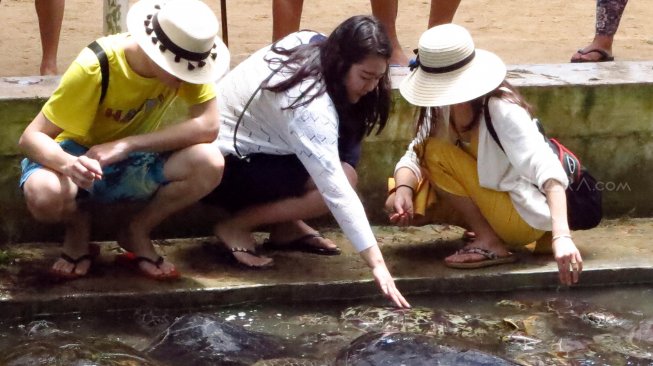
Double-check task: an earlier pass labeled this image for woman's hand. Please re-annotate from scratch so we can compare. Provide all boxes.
[359,245,411,308]
[385,186,414,226]
[552,235,582,285]
[372,264,411,308]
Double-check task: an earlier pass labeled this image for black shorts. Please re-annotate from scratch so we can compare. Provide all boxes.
[203,136,361,212]
[202,153,311,212]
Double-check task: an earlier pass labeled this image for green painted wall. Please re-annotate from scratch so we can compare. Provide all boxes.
[1,66,652,243]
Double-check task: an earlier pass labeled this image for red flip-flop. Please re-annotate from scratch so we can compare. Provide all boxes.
[115,251,181,281]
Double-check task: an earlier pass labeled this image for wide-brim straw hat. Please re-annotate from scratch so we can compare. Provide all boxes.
[400,24,506,107]
[127,0,230,84]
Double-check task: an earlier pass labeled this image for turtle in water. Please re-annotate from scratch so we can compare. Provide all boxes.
[340,305,503,344]
[1,334,161,366]
[544,298,633,330]
[335,331,517,366]
[591,333,653,363]
[340,305,435,334]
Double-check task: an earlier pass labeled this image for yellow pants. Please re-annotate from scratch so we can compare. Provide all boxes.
[418,137,545,248]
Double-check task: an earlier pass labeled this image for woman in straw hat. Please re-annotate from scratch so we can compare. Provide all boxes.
[387,24,582,286]
[18,0,229,281]
[202,15,410,308]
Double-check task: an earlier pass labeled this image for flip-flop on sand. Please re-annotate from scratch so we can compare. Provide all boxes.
[444,247,517,269]
[570,48,614,63]
[49,243,101,281]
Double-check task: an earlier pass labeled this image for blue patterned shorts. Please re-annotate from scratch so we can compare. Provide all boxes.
[20,140,168,203]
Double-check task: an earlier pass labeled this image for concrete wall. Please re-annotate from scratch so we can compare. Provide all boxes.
[1,61,652,243]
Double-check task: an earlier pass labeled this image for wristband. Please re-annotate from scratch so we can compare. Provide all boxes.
[552,234,572,241]
[388,184,415,196]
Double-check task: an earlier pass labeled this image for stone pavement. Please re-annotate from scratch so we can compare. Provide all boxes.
[1,218,652,320]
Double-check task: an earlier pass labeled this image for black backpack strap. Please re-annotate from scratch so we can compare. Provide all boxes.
[87,41,109,104]
[483,96,505,152]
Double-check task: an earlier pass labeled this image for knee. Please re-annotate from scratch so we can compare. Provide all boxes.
[342,162,358,188]
[185,144,225,192]
[24,180,75,222]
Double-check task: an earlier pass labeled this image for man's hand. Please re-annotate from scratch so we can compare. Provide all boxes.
[64,155,103,190]
[86,140,131,166]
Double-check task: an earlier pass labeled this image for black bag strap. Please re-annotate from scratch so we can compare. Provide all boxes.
[87,41,109,104]
[483,96,505,152]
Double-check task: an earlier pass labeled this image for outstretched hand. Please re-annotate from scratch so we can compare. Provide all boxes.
[372,264,411,308]
[553,236,582,285]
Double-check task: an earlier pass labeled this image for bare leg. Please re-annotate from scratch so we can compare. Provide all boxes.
[122,144,223,276]
[428,0,461,28]
[215,163,356,267]
[35,0,65,75]
[272,0,304,42]
[23,168,93,276]
[433,187,512,264]
[571,0,628,62]
[370,0,409,65]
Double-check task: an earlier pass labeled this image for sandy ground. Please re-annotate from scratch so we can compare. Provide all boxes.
[1,0,652,77]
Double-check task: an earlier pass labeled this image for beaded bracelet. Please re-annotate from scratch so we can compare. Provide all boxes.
[552,234,572,241]
[388,184,415,196]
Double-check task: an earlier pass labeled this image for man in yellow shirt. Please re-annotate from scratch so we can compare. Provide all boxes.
[18,0,229,280]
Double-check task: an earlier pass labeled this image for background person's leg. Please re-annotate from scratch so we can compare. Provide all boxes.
[370,0,409,66]
[35,0,64,75]
[571,0,628,62]
[272,0,304,42]
[427,0,461,28]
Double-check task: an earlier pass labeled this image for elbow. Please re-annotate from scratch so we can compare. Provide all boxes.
[196,117,220,143]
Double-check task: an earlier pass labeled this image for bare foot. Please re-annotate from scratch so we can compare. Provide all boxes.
[215,221,273,268]
[444,240,511,265]
[51,213,93,278]
[268,220,339,252]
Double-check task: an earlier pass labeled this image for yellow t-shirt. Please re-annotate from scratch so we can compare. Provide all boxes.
[43,33,216,147]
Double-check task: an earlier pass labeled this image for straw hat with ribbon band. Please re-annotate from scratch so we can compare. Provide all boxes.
[399,24,506,107]
[127,0,230,84]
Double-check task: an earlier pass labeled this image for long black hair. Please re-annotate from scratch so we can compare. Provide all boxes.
[263,15,393,141]
[412,80,532,157]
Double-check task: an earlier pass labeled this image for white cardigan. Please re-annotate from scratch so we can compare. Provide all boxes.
[395,97,568,230]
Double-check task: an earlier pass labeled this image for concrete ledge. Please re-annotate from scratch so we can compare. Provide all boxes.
[2,61,653,242]
[1,218,652,320]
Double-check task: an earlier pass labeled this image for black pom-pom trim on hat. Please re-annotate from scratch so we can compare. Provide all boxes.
[188,62,195,71]
[174,55,181,63]
[159,44,166,52]
[145,28,153,35]
[198,60,206,68]
[154,4,160,9]
[144,20,151,27]
[151,37,158,44]
[147,14,153,20]
[211,53,217,60]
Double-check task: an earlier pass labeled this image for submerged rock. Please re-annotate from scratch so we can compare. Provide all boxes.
[335,332,517,366]
[146,313,293,366]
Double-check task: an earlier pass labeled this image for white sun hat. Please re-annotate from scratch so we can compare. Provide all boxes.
[127,0,230,84]
[399,24,506,107]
